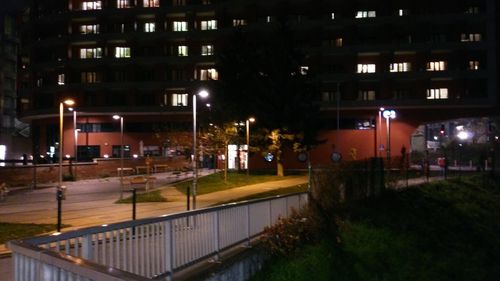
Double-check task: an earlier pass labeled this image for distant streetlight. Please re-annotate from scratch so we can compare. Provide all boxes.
[246,117,255,176]
[57,98,75,232]
[382,109,396,160]
[113,115,124,199]
[457,131,470,141]
[192,89,209,210]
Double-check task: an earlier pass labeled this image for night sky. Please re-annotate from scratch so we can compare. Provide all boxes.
[0,0,27,14]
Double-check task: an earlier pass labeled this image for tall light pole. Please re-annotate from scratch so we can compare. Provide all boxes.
[192,89,209,210]
[113,115,124,199]
[246,117,255,176]
[58,98,75,232]
[68,108,78,179]
[378,107,384,158]
[382,109,396,160]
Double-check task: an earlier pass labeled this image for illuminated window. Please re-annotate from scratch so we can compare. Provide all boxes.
[173,21,188,31]
[145,22,155,32]
[115,47,131,58]
[398,9,409,16]
[143,0,159,7]
[357,64,376,73]
[355,11,376,18]
[201,45,213,56]
[426,61,447,71]
[178,45,188,56]
[117,0,130,8]
[468,60,480,70]
[200,69,218,80]
[200,20,217,30]
[79,47,102,59]
[201,0,211,4]
[389,62,411,72]
[300,66,309,75]
[359,90,376,101]
[426,88,448,99]
[82,1,102,10]
[266,16,272,23]
[171,93,188,106]
[461,33,482,42]
[80,24,99,34]
[335,38,343,47]
[81,72,100,83]
[331,12,335,20]
[233,19,246,26]
[57,74,65,85]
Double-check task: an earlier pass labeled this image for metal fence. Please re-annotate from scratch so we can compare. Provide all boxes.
[8,192,308,281]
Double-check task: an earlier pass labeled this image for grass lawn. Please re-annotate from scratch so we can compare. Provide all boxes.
[174,171,300,195]
[213,184,308,206]
[115,190,167,204]
[252,176,500,281]
[0,223,68,244]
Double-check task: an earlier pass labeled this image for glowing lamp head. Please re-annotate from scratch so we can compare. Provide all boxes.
[248,117,256,123]
[198,90,209,98]
[63,99,75,106]
[112,115,121,120]
[382,109,396,119]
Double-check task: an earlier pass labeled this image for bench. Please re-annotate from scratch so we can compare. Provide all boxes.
[127,176,157,191]
[117,167,135,177]
[154,164,169,173]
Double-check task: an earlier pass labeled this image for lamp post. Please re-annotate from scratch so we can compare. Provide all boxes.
[68,108,78,179]
[58,98,75,232]
[378,107,384,158]
[382,109,396,160]
[246,117,255,176]
[113,115,124,199]
[192,89,209,210]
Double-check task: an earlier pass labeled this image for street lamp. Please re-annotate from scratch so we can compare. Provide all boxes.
[113,115,124,199]
[246,117,255,176]
[68,108,78,179]
[377,107,384,158]
[58,98,75,232]
[382,109,396,160]
[192,89,209,210]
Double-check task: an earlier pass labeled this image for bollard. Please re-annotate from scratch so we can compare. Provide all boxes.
[57,188,64,232]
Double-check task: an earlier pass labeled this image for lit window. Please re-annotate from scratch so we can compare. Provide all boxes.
[173,21,188,32]
[79,47,102,59]
[201,45,213,56]
[57,74,65,85]
[80,24,99,34]
[117,0,130,8]
[355,11,376,18]
[426,88,448,99]
[233,19,246,26]
[300,66,309,75]
[115,47,131,58]
[331,12,335,20]
[82,1,102,10]
[201,0,211,4]
[266,16,272,23]
[145,22,155,32]
[335,38,343,47]
[171,93,188,106]
[460,33,482,42]
[359,90,376,101]
[389,62,411,72]
[398,9,409,16]
[468,60,480,70]
[200,68,218,80]
[426,61,447,71]
[178,45,188,56]
[143,0,159,7]
[357,64,376,73]
[200,20,217,30]
[81,72,100,83]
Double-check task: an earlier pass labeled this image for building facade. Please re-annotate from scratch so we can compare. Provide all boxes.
[18,0,499,166]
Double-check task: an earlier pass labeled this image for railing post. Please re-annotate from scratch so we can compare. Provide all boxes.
[245,204,251,247]
[213,211,220,261]
[164,220,173,281]
[82,234,93,260]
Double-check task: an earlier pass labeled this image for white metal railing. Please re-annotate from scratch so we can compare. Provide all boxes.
[8,192,308,281]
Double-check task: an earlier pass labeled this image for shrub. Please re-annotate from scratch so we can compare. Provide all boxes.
[62,173,75,181]
[260,208,317,257]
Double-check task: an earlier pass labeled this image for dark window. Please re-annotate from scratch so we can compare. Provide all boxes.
[112,145,131,158]
[77,145,100,161]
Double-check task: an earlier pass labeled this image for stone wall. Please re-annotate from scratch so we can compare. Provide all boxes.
[0,156,190,187]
